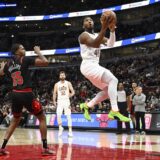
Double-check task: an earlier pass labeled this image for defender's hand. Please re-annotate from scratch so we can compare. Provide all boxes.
[34,46,41,54]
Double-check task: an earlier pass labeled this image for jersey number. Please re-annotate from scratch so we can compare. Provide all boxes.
[61,91,66,96]
[11,71,24,86]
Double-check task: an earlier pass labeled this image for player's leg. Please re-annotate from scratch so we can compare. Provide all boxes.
[64,104,72,137]
[80,88,108,120]
[0,92,22,156]
[81,66,130,122]
[56,103,64,137]
[0,116,21,156]
[67,114,72,137]
[28,96,54,155]
[99,70,130,122]
[34,112,54,155]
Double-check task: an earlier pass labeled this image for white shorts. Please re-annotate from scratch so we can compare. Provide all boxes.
[57,100,71,116]
[80,61,115,90]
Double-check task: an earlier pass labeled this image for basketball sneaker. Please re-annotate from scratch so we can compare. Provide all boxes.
[0,149,9,156]
[68,131,73,137]
[58,127,64,137]
[108,111,131,122]
[42,148,55,156]
[80,103,91,121]
[141,131,146,135]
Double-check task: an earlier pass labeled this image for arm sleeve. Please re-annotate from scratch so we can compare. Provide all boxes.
[107,32,116,47]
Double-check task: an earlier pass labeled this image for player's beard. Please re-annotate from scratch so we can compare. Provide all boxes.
[60,78,65,81]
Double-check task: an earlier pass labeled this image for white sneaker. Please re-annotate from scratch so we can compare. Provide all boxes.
[58,127,64,137]
[141,131,146,135]
[135,130,140,134]
[68,131,73,137]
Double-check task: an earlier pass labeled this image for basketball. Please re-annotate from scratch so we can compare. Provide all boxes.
[102,10,117,25]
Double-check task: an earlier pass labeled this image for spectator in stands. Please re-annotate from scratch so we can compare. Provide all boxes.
[117,83,131,134]
[132,86,146,135]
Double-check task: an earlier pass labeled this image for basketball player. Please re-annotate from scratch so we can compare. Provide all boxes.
[53,71,75,137]
[78,13,131,122]
[0,44,54,156]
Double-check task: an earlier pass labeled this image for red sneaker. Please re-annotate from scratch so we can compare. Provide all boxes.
[0,149,9,156]
[42,148,55,156]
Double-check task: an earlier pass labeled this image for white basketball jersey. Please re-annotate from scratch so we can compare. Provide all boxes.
[57,80,70,101]
[79,31,101,63]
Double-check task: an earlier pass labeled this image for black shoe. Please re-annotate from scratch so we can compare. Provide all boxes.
[42,148,55,156]
[116,131,123,135]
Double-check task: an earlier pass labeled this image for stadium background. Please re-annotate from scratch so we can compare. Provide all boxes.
[0,0,160,131]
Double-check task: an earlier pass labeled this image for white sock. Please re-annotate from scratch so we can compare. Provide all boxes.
[87,88,108,107]
[67,115,72,131]
[101,72,119,111]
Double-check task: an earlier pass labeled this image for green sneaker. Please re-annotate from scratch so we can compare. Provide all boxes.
[108,112,115,120]
[108,111,131,122]
[80,103,91,121]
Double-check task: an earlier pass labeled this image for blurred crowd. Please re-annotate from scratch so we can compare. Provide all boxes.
[0,15,159,51]
[0,0,140,16]
[1,48,160,127]
[0,2,159,51]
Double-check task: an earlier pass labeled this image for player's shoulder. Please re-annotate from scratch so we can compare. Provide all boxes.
[65,80,70,83]
[81,31,91,36]
[55,82,59,86]
[79,31,90,38]
[79,31,91,44]
[65,80,71,85]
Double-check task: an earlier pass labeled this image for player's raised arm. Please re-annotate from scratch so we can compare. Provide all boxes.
[101,12,116,47]
[34,46,49,66]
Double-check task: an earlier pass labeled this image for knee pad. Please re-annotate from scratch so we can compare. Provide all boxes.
[32,99,42,115]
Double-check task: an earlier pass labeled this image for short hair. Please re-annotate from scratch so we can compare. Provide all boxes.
[83,16,92,24]
[11,43,21,55]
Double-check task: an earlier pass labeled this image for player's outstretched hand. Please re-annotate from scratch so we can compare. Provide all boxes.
[34,46,41,55]
[100,14,109,30]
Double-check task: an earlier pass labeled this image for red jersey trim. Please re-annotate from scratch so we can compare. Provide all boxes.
[13,88,32,93]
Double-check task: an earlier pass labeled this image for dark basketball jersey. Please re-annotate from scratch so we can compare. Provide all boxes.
[3,56,35,90]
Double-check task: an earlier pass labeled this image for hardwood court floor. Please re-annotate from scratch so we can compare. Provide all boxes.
[0,128,160,160]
